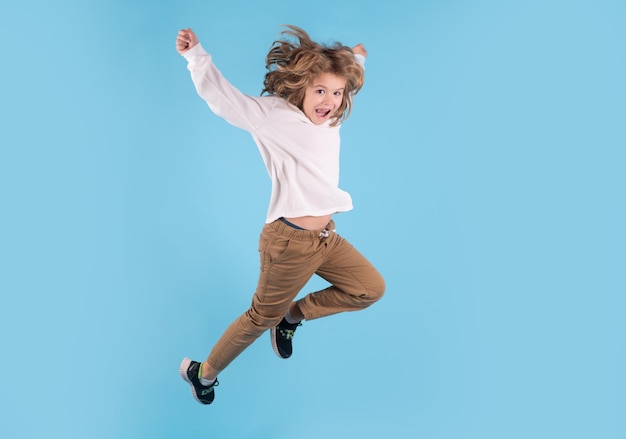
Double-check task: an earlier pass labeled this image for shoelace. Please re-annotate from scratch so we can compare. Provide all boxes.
[199,380,219,397]
[278,323,301,340]
[279,328,296,340]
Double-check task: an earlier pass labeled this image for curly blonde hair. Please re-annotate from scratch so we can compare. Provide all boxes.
[261,25,364,126]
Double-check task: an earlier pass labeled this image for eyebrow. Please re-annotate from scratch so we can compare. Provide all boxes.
[313,85,345,91]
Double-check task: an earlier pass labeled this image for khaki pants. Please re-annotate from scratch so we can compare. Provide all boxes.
[206,218,385,371]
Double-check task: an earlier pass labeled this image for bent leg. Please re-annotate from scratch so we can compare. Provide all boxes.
[297,233,385,321]
[205,223,324,371]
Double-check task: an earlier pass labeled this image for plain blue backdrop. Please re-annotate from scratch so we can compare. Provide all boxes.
[1,0,625,438]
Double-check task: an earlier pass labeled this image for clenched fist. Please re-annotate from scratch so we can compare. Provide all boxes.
[176,28,199,54]
[352,43,367,58]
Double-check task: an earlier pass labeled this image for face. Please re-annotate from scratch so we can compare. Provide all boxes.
[301,73,347,125]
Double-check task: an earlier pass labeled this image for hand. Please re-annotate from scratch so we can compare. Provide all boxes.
[352,43,367,58]
[176,28,199,54]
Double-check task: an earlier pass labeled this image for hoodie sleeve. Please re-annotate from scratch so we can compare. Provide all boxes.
[182,44,274,132]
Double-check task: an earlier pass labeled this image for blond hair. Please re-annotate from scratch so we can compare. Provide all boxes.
[261,25,364,126]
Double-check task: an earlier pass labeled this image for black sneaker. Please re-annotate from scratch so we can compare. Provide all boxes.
[271,318,302,359]
[179,357,219,405]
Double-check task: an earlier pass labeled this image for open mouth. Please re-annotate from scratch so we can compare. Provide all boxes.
[315,108,332,118]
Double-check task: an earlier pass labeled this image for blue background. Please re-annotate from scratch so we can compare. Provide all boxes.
[1,0,625,438]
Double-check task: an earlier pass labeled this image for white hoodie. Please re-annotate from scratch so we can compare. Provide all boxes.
[183,44,364,224]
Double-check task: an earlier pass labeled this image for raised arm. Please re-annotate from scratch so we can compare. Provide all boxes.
[175,28,272,132]
[352,43,367,58]
[176,28,199,55]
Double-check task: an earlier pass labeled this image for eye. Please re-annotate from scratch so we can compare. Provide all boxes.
[316,89,325,95]
[333,91,343,97]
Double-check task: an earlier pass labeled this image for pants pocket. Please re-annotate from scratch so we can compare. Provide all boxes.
[259,228,292,272]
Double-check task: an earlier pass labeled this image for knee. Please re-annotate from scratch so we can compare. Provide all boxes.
[245,307,284,331]
[372,275,386,302]
[359,273,386,306]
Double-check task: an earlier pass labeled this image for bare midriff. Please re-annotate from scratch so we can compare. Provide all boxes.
[284,214,332,231]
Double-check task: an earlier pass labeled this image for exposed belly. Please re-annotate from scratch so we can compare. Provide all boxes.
[284,214,333,230]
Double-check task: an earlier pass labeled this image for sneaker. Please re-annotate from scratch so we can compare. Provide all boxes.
[179,357,219,405]
[270,318,302,359]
